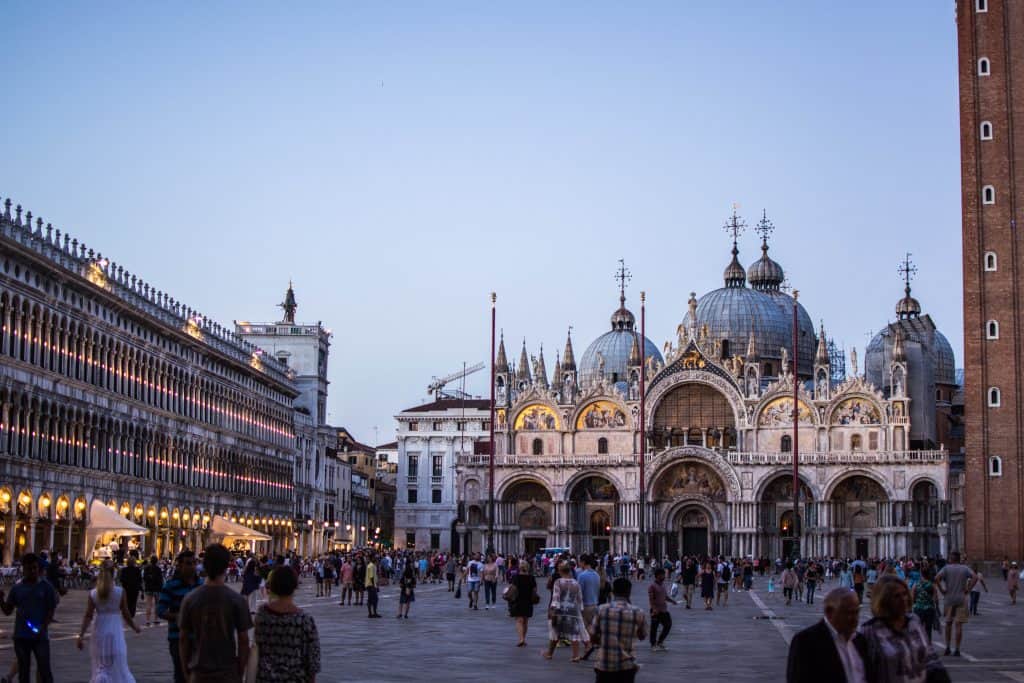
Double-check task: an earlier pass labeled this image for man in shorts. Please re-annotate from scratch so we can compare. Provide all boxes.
[681,558,697,609]
[466,553,484,610]
[716,558,731,606]
[936,551,976,657]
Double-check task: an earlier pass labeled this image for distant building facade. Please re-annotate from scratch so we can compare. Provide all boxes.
[394,399,490,552]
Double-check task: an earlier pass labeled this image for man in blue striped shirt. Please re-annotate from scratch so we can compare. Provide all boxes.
[157,550,202,683]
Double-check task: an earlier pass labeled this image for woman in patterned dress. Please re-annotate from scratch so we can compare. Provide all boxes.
[542,561,588,662]
[254,567,321,683]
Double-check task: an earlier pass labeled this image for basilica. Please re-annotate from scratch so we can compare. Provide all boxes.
[456,213,957,561]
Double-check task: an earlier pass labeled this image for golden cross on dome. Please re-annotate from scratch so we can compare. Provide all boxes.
[723,206,746,245]
[615,259,632,303]
[898,252,917,290]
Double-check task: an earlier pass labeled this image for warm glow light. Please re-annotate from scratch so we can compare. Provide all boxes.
[18,493,31,507]
[40,495,51,508]
[148,509,156,518]
[0,491,10,503]
[75,500,86,512]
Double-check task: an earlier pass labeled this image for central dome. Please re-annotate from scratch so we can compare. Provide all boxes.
[580,296,663,390]
[682,287,816,376]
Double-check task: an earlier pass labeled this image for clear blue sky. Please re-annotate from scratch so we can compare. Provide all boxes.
[2,2,963,444]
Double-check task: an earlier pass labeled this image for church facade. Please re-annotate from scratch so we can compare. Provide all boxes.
[457,215,956,561]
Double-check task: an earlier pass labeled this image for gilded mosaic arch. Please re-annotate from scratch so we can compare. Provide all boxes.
[513,403,561,431]
[757,396,815,427]
[653,461,727,502]
[575,400,629,430]
[829,396,883,426]
[646,446,742,500]
[644,371,747,429]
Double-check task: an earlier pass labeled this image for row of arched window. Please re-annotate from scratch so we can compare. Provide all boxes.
[0,289,294,446]
[0,388,292,499]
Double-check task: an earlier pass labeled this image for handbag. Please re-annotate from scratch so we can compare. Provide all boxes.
[531,586,540,605]
[502,584,518,602]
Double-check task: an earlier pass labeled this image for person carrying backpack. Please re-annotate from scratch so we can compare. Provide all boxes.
[716,560,732,606]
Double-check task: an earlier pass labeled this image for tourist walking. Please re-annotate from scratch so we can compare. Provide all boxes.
[716,559,730,606]
[804,563,819,605]
[157,550,202,683]
[968,564,988,616]
[786,587,864,683]
[119,557,143,618]
[647,568,677,652]
[482,554,499,609]
[0,553,59,683]
[445,555,457,592]
[178,544,253,683]
[365,554,380,618]
[142,556,164,627]
[588,578,647,683]
[1008,562,1020,605]
[76,562,141,683]
[352,556,366,606]
[781,563,798,606]
[935,551,976,657]
[241,559,262,614]
[505,557,538,647]
[681,558,697,609]
[253,567,320,683]
[466,553,483,610]
[577,555,601,628]
[397,564,416,618]
[911,567,939,645]
[699,561,716,610]
[858,575,948,682]
[339,557,354,606]
[544,561,588,662]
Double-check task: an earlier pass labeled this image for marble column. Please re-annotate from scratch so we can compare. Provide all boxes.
[4,509,14,565]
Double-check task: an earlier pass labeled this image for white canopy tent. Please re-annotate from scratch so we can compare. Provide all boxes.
[85,500,148,559]
[209,516,271,547]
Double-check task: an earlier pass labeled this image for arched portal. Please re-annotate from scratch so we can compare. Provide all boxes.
[829,475,889,559]
[910,480,941,557]
[567,475,619,556]
[502,479,553,556]
[674,506,710,558]
[759,474,815,559]
[652,383,736,449]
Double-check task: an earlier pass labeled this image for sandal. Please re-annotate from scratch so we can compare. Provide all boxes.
[571,657,581,663]
[542,651,553,660]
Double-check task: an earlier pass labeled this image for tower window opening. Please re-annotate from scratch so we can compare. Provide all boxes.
[976,0,987,12]
[990,455,1002,476]
[987,320,999,339]
[983,185,996,204]
[978,57,991,76]
[532,438,543,455]
[985,252,998,271]
[597,437,608,455]
[981,121,993,140]
[988,387,1001,407]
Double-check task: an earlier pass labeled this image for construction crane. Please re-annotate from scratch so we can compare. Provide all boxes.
[428,362,485,399]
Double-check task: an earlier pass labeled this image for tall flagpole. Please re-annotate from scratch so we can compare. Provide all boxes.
[638,291,647,560]
[488,293,496,554]
[792,289,801,561]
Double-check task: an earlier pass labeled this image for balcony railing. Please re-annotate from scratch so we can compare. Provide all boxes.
[457,449,946,468]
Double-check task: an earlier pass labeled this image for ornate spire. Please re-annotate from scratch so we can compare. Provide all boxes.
[722,208,747,288]
[748,209,785,292]
[893,326,907,363]
[551,358,563,391]
[815,324,830,365]
[746,330,759,361]
[279,281,298,324]
[516,340,532,382]
[534,345,549,388]
[562,328,577,370]
[495,332,509,373]
[895,252,921,319]
[629,333,642,366]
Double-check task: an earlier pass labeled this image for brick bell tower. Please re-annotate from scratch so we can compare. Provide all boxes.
[957,0,1024,561]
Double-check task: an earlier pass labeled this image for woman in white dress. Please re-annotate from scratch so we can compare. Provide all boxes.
[76,562,142,683]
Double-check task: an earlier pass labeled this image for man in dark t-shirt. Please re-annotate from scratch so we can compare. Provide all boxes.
[179,545,252,683]
[681,558,698,609]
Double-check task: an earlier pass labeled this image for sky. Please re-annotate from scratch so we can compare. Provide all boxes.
[1,2,963,444]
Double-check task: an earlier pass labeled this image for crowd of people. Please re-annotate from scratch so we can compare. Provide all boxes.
[0,544,1017,682]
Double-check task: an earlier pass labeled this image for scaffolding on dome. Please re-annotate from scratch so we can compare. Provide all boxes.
[828,340,846,383]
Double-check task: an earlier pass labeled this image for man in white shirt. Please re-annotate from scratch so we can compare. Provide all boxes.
[786,587,865,683]
[466,553,484,610]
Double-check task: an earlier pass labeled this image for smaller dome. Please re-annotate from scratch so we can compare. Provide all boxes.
[896,291,922,319]
[723,244,746,288]
[748,249,785,292]
[610,305,635,331]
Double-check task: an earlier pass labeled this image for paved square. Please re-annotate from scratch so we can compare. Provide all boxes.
[0,574,1021,682]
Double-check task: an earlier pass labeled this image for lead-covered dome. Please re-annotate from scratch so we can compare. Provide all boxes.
[580,296,662,390]
[682,286,816,376]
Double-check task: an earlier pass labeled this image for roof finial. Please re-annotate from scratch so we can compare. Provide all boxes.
[756,209,774,252]
[615,258,632,307]
[722,207,747,288]
[895,253,921,320]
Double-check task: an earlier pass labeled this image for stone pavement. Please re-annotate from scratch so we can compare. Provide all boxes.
[0,573,1020,682]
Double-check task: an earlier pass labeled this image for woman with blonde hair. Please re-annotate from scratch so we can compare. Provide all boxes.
[858,574,949,683]
[76,562,141,682]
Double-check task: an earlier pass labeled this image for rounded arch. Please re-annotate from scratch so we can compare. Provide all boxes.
[645,372,746,430]
[659,498,724,532]
[566,472,622,502]
[646,446,741,500]
[908,475,943,500]
[824,471,893,502]
[754,470,818,502]
[497,475,555,502]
